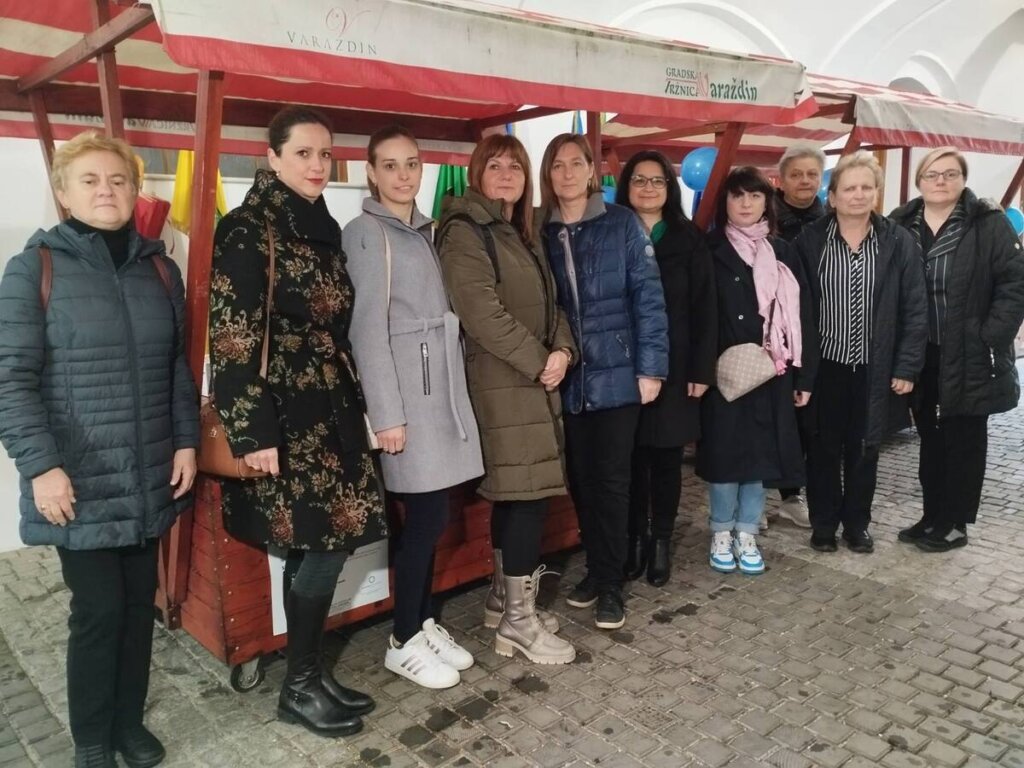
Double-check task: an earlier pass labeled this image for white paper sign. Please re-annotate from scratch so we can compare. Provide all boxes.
[269,539,390,636]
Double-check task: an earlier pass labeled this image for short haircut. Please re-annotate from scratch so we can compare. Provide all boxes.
[366,124,419,199]
[50,130,139,194]
[714,166,777,232]
[267,105,333,156]
[615,149,689,230]
[539,133,599,209]
[915,146,968,187]
[829,150,884,193]
[467,134,535,246]
[778,144,826,176]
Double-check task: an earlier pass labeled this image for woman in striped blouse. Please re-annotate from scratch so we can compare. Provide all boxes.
[792,151,927,555]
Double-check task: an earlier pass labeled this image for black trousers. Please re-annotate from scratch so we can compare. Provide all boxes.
[392,488,450,643]
[56,540,159,747]
[914,344,989,529]
[491,499,549,576]
[628,445,683,540]
[806,360,879,537]
[565,404,641,593]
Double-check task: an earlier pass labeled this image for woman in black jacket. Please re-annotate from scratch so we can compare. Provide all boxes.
[890,147,1024,551]
[698,167,816,576]
[793,151,927,554]
[615,151,717,586]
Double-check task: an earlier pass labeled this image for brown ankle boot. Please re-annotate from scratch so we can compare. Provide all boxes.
[494,567,575,665]
[484,550,559,632]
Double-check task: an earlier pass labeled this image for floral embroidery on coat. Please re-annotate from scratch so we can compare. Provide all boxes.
[209,169,387,551]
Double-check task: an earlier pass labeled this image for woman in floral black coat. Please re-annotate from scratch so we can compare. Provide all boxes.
[210,107,386,738]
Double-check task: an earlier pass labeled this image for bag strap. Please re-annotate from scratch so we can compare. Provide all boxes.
[38,247,52,310]
[436,213,500,283]
[259,220,276,378]
[375,218,392,308]
[38,246,172,312]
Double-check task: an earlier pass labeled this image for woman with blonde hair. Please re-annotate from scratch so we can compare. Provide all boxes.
[438,134,577,665]
[344,125,482,688]
[890,147,1024,551]
[0,130,199,768]
[793,150,927,554]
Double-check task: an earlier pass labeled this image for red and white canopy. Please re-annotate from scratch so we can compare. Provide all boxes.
[605,72,1024,162]
[0,0,816,161]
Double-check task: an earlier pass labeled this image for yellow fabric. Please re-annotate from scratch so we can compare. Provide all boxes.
[169,150,228,233]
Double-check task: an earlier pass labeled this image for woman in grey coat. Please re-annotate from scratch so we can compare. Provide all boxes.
[344,126,483,690]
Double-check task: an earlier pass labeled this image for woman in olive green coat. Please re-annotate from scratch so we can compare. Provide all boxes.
[438,134,577,665]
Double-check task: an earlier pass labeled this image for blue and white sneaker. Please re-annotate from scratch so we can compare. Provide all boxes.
[709,531,737,572]
[733,532,765,575]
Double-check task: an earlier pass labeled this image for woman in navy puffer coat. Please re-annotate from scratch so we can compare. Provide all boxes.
[540,134,668,631]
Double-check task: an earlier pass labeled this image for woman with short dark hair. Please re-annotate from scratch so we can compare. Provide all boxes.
[699,166,815,576]
[615,150,717,586]
[890,147,1024,551]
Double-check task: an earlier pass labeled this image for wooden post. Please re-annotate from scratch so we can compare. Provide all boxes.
[90,0,125,138]
[587,111,602,188]
[840,131,860,157]
[157,69,225,630]
[900,147,912,205]
[694,122,746,231]
[875,149,888,213]
[1001,157,1024,209]
[28,91,66,220]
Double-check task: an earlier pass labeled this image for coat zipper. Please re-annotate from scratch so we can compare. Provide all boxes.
[114,270,152,543]
[421,342,431,395]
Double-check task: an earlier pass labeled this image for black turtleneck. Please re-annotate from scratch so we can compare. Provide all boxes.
[65,217,133,271]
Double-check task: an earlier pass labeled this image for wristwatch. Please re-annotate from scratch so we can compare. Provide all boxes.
[558,347,574,366]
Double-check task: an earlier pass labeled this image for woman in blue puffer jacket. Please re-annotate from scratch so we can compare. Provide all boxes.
[540,133,669,631]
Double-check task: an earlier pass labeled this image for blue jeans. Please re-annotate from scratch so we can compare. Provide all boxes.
[708,482,765,535]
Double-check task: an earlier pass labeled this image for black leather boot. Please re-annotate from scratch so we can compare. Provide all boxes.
[623,533,649,581]
[75,745,116,768]
[320,666,375,716]
[278,591,363,736]
[646,538,671,587]
[113,725,165,768]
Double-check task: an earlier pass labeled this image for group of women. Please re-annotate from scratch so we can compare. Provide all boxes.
[1,105,1022,766]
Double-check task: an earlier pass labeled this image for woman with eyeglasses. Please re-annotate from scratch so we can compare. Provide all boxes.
[890,147,1024,552]
[615,151,716,586]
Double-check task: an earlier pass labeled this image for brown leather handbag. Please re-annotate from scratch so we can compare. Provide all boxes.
[198,223,276,479]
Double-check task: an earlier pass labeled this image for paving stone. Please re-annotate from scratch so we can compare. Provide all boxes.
[845,731,893,762]
[882,724,930,753]
[960,733,1010,762]
[919,715,970,744]
[920,740,970,767]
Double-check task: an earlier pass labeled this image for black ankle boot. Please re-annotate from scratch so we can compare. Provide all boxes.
[114,725,165,768]
[646,538,671,587]
[75,744,115,768]
[278,591,363,736]
[624,533,649,581]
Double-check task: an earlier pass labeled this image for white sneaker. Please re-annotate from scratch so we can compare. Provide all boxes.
[777,494,811,528]
[709,531,737,572]
[384,632,460,689]
[733,532,766,575]
[421,618,474,671]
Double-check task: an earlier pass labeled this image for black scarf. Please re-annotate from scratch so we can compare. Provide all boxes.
[242,169,340,249]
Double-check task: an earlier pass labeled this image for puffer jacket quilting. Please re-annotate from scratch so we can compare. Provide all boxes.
[542,195,669,414]
[0,223,199,550]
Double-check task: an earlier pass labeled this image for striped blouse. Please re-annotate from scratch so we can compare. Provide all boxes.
[817,219,877,365]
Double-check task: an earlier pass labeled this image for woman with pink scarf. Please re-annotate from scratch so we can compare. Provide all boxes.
[697,166,818,574]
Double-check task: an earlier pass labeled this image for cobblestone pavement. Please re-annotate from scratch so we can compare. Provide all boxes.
[2,400,1024,767]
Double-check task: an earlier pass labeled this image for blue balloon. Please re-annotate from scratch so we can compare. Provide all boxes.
[602,184,617,204]
[681,147,718,192]
[817,168,833,204]
[1006,207,1024,237]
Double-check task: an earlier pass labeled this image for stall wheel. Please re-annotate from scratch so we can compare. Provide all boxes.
[230,658,265,692]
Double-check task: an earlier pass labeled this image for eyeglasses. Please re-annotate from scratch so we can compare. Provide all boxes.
[921,169,963,182]
[630,175,668,189]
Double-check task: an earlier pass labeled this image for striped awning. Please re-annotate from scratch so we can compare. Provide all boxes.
[605,72,1024,162]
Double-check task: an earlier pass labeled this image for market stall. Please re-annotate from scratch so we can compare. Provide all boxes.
[0,0,816,687]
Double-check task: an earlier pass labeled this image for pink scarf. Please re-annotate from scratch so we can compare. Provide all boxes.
[725,221,802,373]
